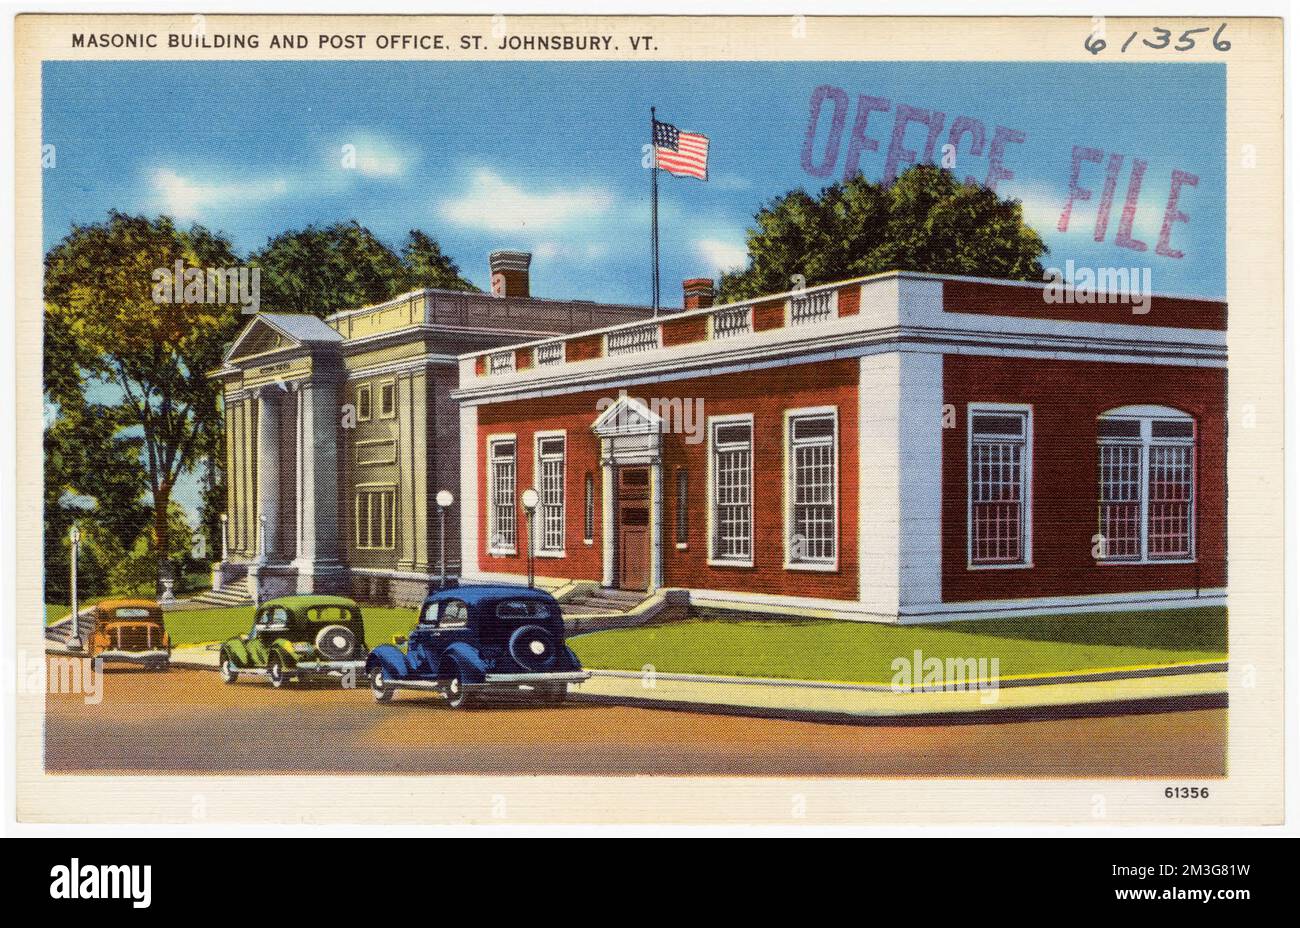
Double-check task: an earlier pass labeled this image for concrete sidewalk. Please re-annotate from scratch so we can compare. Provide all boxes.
[568,662,1228,720]
[143,639,1228,722]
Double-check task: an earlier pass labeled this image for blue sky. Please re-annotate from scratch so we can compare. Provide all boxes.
[43,60,1224,523]
[44,60,1225,304]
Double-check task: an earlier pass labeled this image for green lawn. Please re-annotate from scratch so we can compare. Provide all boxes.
[568,607,1227,684]
[47,603,419,650]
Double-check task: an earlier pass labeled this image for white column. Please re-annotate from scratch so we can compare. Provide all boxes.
[295,385,305,559]
[897,351,945,611]
[601,455,615,587]
[256,388,280,563]
[459,403,479,579]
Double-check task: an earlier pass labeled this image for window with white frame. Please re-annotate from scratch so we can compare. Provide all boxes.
[488,438,517,553]
[537,435,566,553]
[378,381,396,418]
[788,412,837,565]
[355,487,395,550]
[968,407,1031,566]
[675,468,689,546]
[1097,409,1195,562]
[710,418,752,563]
[583,473,594,543]
[355,383,372,421]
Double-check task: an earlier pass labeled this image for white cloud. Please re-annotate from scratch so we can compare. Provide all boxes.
[340,133,413,179]
[695,237,749,273]
[439,170,613,233]
[149,168,289,221]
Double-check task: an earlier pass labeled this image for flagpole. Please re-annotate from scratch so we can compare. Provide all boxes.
[650,106,660,315]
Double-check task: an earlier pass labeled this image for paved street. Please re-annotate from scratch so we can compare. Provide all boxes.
[44,663,1226,777]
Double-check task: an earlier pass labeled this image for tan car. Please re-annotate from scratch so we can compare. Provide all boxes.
[82,599,171,670]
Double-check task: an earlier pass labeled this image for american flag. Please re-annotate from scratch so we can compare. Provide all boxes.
[653,119,709,180]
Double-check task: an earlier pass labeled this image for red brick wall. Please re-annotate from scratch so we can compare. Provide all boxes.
[753,300,786,332]
[476,359,861,601]
[477,394,606,582]
[943,279,1227,330]
[837,285,861,317]
[515,348,532,371]
[566,333,603,362]
[662,315,708,347]
[941,354,1226,603]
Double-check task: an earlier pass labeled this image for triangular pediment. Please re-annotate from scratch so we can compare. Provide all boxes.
[225,317,295,362]
[592,394,664,436]
[223,313,343,364]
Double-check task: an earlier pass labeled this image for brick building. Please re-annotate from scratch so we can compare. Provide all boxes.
[454,271,1226,622]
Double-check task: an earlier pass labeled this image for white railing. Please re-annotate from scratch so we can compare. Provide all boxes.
[535,341,565,366]
[605,323,661,356]
[790,289,835,325]
[488,350,516,374]
[711,305,752,339]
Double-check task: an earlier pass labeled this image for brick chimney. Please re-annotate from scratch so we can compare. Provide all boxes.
[683,278,715,311]
[489,250,532,299]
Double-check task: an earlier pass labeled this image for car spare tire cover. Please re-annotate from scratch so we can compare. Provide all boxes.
[315,624,357,661]
[508,625,558,672]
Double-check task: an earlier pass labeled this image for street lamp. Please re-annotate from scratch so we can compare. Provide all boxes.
[219,512,229,561]
[436,490,454,584]
[68,524,81,647]
[520,488,539,589]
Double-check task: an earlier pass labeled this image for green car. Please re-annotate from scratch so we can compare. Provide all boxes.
[219,595,368,688]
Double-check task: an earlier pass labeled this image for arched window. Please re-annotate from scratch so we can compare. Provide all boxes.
[1097,406,1196,562]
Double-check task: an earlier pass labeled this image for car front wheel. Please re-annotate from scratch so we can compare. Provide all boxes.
[268,656,288,689]
[219,655,239,684]
[370,668,394,703]
[444,670,475,710]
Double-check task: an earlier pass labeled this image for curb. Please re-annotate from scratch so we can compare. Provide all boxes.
[48,641,1228,723]
[567,663,1228,720]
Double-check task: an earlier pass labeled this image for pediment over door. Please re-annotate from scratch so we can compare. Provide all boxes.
[592,395,663,463]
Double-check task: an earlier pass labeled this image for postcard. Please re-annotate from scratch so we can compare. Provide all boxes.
[11,12,1286,825]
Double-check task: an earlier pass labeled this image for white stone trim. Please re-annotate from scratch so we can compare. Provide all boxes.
[459,404,479,578]
[897,353,945,609]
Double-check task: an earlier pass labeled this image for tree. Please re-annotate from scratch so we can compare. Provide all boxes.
[717,164,1048,302]
[402,229,479,293]
[44,211,245,594]
[43,404,151,601]
[250,223,476,317]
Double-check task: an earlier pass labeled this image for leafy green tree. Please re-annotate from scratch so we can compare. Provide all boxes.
[43,402,152,601]
[251,223,475,317]
[718,164,1048,302]
[401,229,479,293]
[44,211,245,594]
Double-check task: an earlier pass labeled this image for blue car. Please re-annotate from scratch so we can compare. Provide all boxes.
[365,584,589,709]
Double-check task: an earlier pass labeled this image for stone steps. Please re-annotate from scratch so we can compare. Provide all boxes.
[180,582,254,610]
